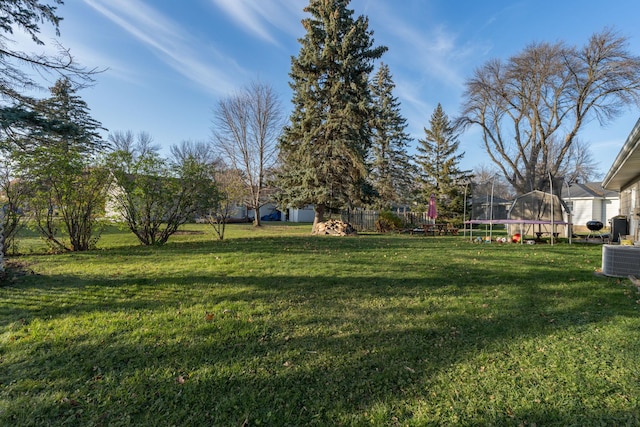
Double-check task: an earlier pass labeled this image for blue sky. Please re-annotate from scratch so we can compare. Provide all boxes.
[18,0,640,177]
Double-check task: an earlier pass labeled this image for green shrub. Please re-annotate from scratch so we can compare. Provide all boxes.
[375,210,403,232]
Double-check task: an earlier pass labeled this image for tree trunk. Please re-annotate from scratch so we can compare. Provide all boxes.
[312,204,326,234]
[253,207,261,227]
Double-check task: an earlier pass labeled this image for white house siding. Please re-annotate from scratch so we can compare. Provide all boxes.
[619,182,640,240]
[568,199,593,226]
[592,199,620,225]
[228,205,248,220]
[581,198,620,225]
[287,206,315,223]
[562,182,619,229]
[603,198,621,223]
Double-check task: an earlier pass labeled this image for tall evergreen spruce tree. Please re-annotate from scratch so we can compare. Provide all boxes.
[17,77,108,251]
[369,63,415,210]
[37,78,106,154]
[277,0,387,231]
[416,103,471,221]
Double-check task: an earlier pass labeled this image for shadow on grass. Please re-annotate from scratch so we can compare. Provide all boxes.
[1,235,637,425]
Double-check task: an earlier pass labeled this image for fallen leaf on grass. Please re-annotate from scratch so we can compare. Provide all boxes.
[61,397,79,406]
[205,312,214,321]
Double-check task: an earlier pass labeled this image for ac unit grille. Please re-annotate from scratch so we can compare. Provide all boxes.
[602,245,640,277]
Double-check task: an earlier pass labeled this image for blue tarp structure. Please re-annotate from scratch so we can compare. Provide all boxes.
[260,211,281,221]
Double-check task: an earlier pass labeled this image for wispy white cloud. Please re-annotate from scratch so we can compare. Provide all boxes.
[386,21,467,89]
[82,0,246,95]
[208,0,304,46]
[478,3,526,34]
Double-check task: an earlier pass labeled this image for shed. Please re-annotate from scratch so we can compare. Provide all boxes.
[507,190,568,237]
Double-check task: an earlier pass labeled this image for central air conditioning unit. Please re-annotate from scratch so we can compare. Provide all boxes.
[602,245,640,277]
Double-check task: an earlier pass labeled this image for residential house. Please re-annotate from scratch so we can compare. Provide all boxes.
[602,117,640,242]
[561,182,619,230]
[471,195,511,221]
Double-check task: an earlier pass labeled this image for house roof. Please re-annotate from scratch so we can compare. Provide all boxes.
[561,182,618,199]
[602,117,640,191]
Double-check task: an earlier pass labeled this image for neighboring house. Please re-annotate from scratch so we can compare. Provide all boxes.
[471,195,511,221]
[104,179,125,222]
[284,206,316,223]
[602,117,640,241]
[561,182,619,229]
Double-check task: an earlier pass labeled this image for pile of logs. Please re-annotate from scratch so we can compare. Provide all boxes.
[312,219,357,236]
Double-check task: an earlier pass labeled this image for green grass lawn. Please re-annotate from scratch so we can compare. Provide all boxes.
[1,223,639,426]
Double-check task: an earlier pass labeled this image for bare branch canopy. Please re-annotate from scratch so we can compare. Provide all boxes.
[458,28,640,193]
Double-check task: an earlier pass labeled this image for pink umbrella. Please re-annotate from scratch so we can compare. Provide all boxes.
[428,193,438,224]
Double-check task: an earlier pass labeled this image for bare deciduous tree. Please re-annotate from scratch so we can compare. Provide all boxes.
[547,137,601,184]
[459,29,640,194]
[472,164,515,201]
[212,81,283,227]
[206,167,245,240]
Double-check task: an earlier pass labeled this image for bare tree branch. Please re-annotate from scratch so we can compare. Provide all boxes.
[211,80,283,227]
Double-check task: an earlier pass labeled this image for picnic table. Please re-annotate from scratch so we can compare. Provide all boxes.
[423,223,459,236]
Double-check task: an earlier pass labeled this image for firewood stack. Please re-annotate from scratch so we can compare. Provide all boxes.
[312,219,357,236]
